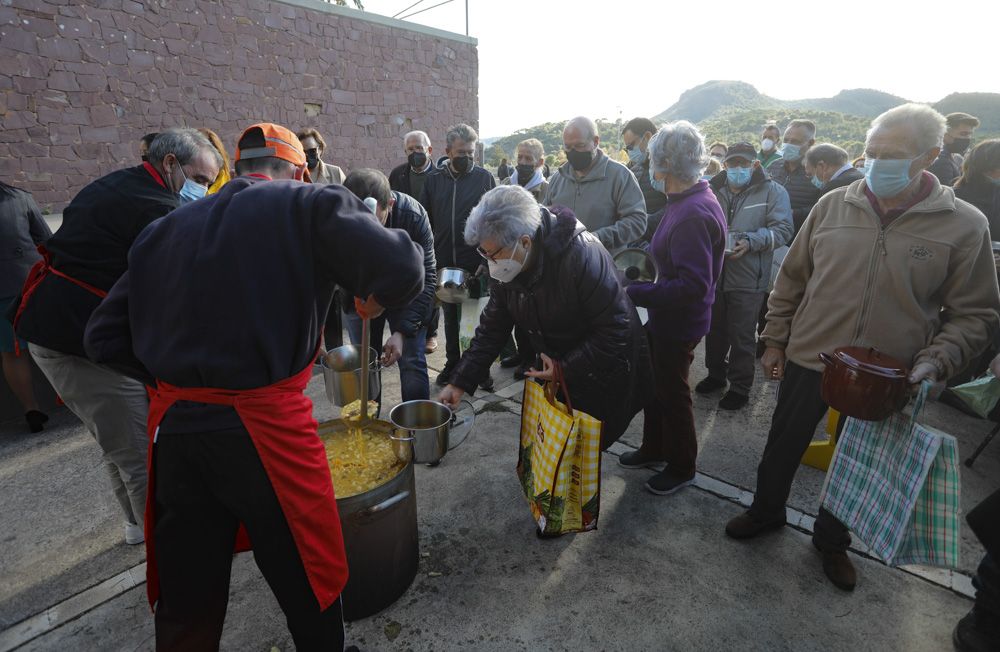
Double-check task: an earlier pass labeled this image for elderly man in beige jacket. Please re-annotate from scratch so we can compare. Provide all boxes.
[725,103,1000,593]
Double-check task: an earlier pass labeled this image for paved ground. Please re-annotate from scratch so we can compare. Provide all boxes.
[0,327,995,651]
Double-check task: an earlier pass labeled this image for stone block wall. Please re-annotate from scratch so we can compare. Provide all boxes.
[0,0,479,211]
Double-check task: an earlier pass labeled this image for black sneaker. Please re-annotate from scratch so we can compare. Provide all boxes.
[435,364,456,386]
[694,376,727,394]
[25,410,49,433]
[645,469,695,495]
[618,449,664,470]
[718,390,749,410]
[479,376,495,392]
[953,608,1000,652]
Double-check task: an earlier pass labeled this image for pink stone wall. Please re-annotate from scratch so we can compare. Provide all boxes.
[0,0,479,211]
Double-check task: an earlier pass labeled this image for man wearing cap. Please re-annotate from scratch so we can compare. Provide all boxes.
[10,128,221,547]
[85,123,424,649]
[696,142,792,411]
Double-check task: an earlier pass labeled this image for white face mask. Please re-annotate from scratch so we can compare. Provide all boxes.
[761,138,776,153]
[487,240,527,283]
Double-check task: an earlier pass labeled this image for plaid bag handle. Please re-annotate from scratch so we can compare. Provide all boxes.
[907,379,932,430]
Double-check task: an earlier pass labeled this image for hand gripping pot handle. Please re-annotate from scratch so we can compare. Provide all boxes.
[448,396,476,449]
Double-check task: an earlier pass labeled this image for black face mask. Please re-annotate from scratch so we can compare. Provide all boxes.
[140,155,149,162]
[305,151,320,169]
[451,155,473,175]
[516,164,535,186]
[947,137,971,155]
[566,148,594,172]
[408,151,427,170]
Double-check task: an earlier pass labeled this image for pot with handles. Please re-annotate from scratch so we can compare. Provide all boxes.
[818,346,910,422]
[436,267,470,304]
[388,398,476,464]
[320,418,418,621]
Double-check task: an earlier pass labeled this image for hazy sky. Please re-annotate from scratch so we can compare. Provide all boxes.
[362,0,999,138]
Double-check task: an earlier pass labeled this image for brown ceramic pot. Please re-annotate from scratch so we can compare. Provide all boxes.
[818,347,910,422]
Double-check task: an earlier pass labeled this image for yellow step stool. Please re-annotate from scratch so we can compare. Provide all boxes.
[800,409,841,471]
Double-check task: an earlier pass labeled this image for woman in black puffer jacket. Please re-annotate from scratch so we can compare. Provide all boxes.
[439,185,652,448]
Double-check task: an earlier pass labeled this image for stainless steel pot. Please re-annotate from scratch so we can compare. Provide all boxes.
[388,398,476,464]
[320,345,381,408]
[613,248,658,283]
[320,419,418,621]
[436,267,469,304]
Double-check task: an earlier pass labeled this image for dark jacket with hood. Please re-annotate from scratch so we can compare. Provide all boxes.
[419,163,496,272]
[343,191,437,336]
[450,205,653,447]
[389,161,433,208]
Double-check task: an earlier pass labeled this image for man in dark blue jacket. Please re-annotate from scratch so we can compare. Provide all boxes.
[343,168,436,401]
[420,123,496,387]
[84,123,423,650]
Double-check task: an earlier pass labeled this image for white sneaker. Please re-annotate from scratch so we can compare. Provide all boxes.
[125,522,144,545]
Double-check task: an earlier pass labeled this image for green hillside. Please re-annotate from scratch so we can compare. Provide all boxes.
[486,82,1000,166]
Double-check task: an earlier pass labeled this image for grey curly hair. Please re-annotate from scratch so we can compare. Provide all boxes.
[464,185,541,248]
[647,120,708,183]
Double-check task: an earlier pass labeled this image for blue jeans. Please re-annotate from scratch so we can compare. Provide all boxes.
[343,312,429,403]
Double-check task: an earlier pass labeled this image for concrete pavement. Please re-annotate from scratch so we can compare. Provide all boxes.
[0,333,994,650]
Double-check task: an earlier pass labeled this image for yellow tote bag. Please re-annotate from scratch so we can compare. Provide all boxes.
[516,365,602,535]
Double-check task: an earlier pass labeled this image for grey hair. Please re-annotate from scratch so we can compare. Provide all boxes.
[565,116,599,141]
[148,128,221,168]
[445,123,478,148]
[403,130,430,147]
[516,138,544,163]
[786,119,817,140]
[647,120,708,183]
[867,103,946,155]
[805,143,849,168]
[464,185,542,248]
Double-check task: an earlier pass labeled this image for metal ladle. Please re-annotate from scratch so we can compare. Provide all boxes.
[358,314,371,427]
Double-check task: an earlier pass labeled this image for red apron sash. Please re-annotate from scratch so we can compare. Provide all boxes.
[11,244,108,355]
[144,359,348,612]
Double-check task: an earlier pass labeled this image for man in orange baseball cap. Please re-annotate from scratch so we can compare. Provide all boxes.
[84,121,424,649]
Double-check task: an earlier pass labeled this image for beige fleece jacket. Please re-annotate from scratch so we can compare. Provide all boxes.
[761,175,1000,378]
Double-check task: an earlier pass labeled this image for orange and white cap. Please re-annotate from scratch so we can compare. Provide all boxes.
[235,123,306,167]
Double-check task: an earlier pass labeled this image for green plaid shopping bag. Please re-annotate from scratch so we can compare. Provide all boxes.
[819,381,961,568]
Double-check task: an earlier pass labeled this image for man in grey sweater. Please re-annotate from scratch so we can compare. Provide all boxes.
[544,116,646,252]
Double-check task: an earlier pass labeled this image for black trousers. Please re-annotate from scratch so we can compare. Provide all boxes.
[442,302,461,367]
[153,426,345,651]
[749,360,850,552]
[324,289,343,351]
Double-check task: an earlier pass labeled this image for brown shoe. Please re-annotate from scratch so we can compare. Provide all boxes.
[425,336,438,354]
[818,549,857,591]
[725,512,785,539]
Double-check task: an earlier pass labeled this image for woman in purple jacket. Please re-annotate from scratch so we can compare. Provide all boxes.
[619,122,728,495]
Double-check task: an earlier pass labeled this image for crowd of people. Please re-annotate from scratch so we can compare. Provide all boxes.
[2,102,1000,650]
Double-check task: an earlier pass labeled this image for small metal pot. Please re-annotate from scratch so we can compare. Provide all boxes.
[320,345,381,408]
[436,267,469,304]
[388,398,476,464]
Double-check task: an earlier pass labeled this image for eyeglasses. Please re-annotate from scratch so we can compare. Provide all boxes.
[477,244,506,262]
[304,148,320,155]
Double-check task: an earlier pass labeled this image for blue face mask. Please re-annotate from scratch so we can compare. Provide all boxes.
[648,166,665,194]
[175,165,208,204]
[626,146,646,165]
[864,157,915,199]
[781,143,802,162]
[811,175,824,189]
[726,166,752,187]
